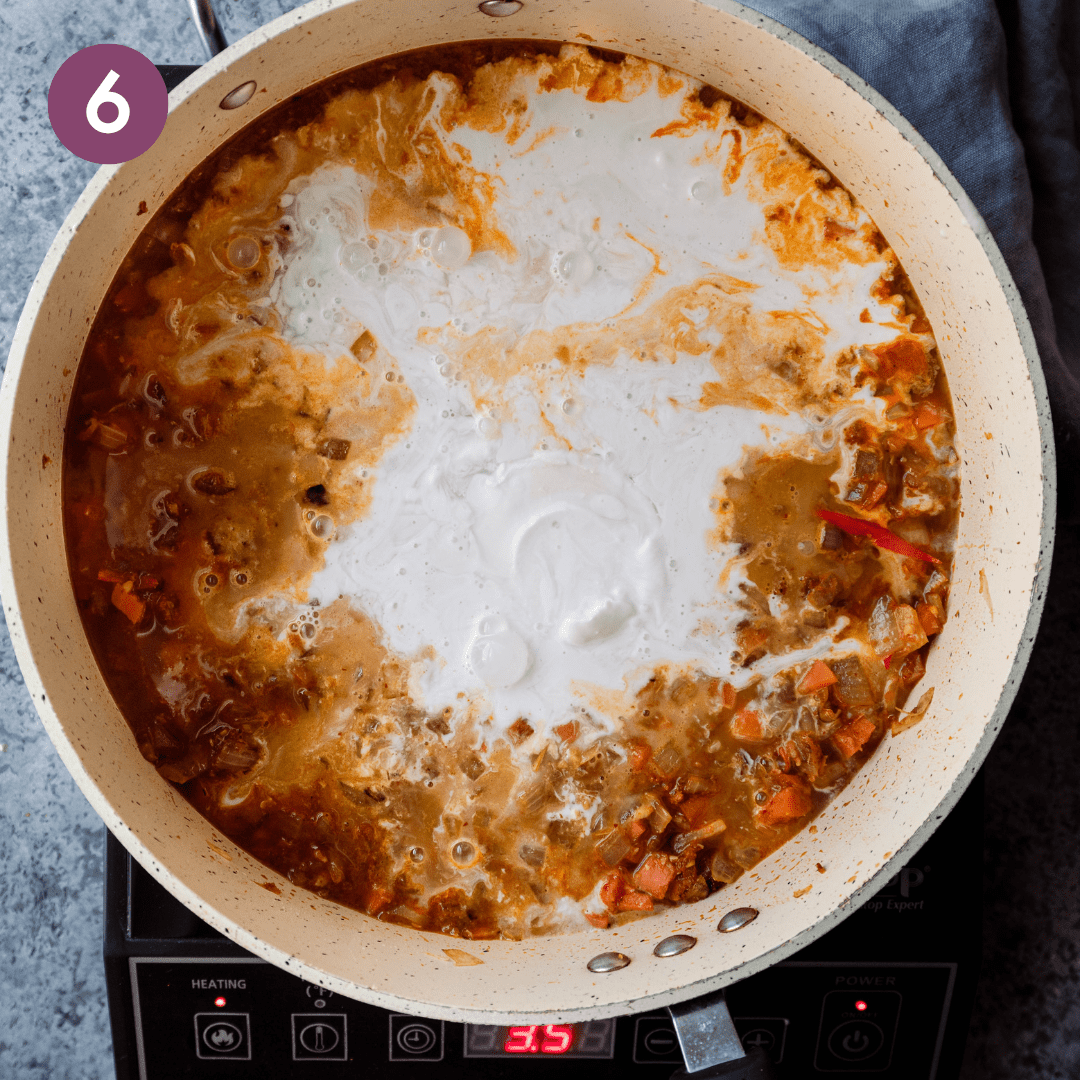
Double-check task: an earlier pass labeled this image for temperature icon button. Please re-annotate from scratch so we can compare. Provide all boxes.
[292,1013,348,1061]
[194,1013,251,1060]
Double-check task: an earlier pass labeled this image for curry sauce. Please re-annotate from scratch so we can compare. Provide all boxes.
[62,44,958,938]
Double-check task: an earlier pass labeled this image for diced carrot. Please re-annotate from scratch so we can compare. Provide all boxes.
[737,626,770,654]
[863,481,889,510]
[913,403,945,430]
[110,581,145,624]
[554,720,577,743]
[97,569,126,583]
[628,819,647,840]
[870,337,931,385]
[720,682,737,709]
[616,891,654,912]
[759,776,813,827]
[583,911,610,929]
[628,742,652,771]
[633,854,677,900]
[730,708,762,741]
[365,887,394,914]
[916,601,943,636]
[798,660,838,694]
[899,650,926,685]
[833,715,876,759]
[135,574,161,591]
[680,795,712,828]
[599,873,625,911]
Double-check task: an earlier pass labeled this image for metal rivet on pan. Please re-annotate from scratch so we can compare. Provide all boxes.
[717,907,759,933]
[478,0,523,15]
[220,81,257,109]
[587,951,631,973]
[653,934,697,958]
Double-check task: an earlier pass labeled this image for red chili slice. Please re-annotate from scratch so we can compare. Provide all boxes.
[815,508,942,565]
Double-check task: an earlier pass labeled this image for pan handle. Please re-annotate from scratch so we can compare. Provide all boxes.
[187,0,228,59]
[668,989,779,1080]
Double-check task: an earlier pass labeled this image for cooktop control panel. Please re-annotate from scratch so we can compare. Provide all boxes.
[105,781,982,1079]
[122,955,955,1078]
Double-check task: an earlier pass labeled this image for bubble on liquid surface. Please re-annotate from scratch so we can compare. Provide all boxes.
[226,235,260,269]
[691,179,716,203]
[552,249,594,288]
[451,841,478,867]
[431,226,472,270]
[468,618,530,688]
[409,846,425,863]
[311,515,334,539]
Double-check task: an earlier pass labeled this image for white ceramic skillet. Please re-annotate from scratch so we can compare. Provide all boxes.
[0,0,1055,1024]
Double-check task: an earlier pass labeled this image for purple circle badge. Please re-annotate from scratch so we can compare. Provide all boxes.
[48,44,168,165]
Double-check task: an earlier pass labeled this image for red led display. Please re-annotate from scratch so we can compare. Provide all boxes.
[464,1020,616,1059]
[503,1025,574,1054]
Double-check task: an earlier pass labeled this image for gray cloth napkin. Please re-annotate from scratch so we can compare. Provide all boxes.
[748,0,1080,434]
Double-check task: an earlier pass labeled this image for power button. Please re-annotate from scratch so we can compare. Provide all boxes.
[814,991,901,1072]
[828,1019,884,1060]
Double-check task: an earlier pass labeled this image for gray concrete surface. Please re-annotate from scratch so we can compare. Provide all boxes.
[0,8,290,1077]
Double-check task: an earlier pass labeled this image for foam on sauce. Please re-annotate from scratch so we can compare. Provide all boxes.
[64,45,958,938]
[270,57,906,746]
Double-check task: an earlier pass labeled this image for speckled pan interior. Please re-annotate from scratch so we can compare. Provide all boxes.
[0,0,1054,1023]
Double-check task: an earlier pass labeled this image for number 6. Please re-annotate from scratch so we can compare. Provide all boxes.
[86,70,130,135]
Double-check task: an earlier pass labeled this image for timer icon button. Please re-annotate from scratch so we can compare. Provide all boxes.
[389,1016,445,1062]
[399,1024,435,1054]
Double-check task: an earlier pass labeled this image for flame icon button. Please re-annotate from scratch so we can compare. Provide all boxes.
[194,1014,251,1059]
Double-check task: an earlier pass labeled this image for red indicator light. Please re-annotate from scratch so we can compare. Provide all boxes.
[503,1025,574,1055]
[214,996,227,1008]
[855,1000,868,1012]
